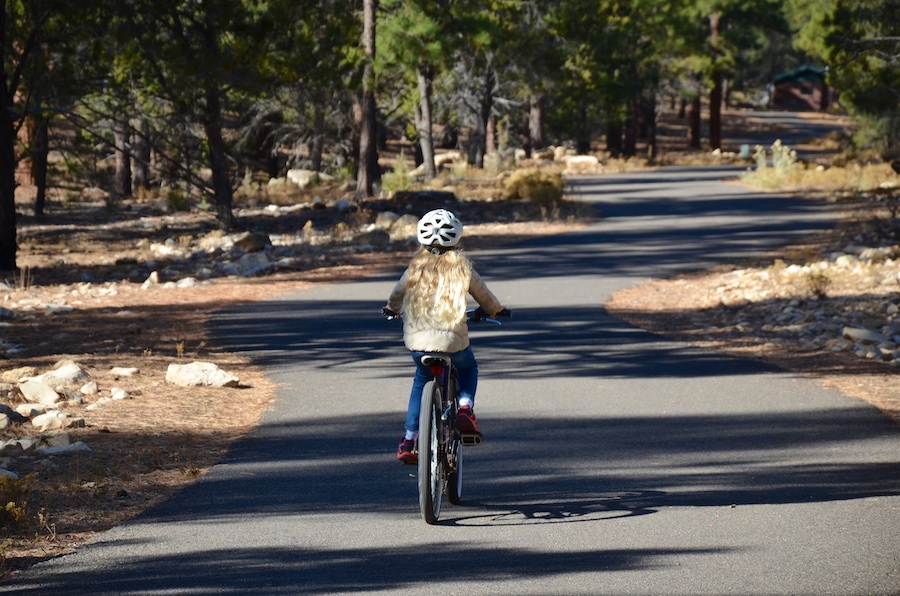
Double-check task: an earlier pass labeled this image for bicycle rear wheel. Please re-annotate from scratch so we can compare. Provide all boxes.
[418,380,443,524]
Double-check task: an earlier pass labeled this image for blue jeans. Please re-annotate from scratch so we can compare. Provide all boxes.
[405,347,478,433]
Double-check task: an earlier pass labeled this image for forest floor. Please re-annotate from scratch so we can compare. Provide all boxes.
[1,108,897,577]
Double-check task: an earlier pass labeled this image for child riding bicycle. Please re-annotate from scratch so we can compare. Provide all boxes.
[384,209,509,465]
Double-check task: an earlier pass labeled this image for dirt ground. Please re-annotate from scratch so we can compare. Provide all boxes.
[1,109,896,576]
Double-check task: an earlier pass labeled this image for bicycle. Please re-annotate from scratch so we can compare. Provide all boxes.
[385,307,509,524]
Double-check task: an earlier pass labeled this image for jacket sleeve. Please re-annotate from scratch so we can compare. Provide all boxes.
[386,269,409,313]
[468,269,502,316]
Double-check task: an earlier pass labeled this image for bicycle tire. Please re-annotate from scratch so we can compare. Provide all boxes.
[418,380,443,524]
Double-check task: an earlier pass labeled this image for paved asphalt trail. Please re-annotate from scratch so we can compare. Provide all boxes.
[3,167,898,595]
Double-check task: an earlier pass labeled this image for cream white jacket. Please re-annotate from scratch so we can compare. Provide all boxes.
[387,267,502,353]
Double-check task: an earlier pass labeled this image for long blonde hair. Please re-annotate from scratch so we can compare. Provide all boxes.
[403,247,472,330]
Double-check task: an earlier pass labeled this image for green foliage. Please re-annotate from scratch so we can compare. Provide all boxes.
[745,140,800,188]
[166,188,192,212]
[502,169,565,207]
[787,0,900,157]
[381,154,413,194]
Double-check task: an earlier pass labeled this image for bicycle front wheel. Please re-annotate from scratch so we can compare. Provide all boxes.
[418,380,443,524]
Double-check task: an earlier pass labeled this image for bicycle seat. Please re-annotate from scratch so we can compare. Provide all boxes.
[420,354,451,366]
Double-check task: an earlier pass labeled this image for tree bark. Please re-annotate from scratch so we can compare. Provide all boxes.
[623,98,637,157]
[356,0,378,196]
[606,120,622,157]
[646,93,658,160]
[414,64,435,180]
[310,102,325,172]
[32,116,49,217]
[687,93,701,149]
[527,94,544,157]
[132,119,152,190]
[201,85,236,230]
[472,66,495,169]
[0,5,17,271]
[708,12,722,151]
[113,121,131,199]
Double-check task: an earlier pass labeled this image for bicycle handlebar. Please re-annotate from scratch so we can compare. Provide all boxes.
[382,306,512,324]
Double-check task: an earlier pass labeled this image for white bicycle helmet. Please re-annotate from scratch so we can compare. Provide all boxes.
[417,209,463,248]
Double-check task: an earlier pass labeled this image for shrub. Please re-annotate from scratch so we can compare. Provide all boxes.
[165,188,192,212]
[502,168,565,207]
[0,475,35,534]
[381,155,413,194]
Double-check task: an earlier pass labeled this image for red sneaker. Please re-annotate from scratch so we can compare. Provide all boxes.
[455,406,480,434]
[397,438,417,465]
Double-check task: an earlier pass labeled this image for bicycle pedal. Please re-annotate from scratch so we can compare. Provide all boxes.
[460,432,483,446]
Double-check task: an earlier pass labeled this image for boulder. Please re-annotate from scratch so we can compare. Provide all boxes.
[110,367,139,379]
[233,231,270,253]
[18,380,61,406]
[1,366,36,382]
[388,214,420,241]
[165,361,240,388]
[37,442,91,456]
[26,361,92,392]
[841,326,888,345]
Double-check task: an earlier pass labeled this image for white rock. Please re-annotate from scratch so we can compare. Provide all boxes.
[18,380,61,405]
[110,367,139,378]
[0,469,18,479]
[563,155,600,171]
[80,381,99,395]
[86,397,112,411]
[15,438,37,453]
[31,411,84,431]
[31,411,66,431]
[143,271,161,288]
[236,252,272,277]
[111,387,129,400]
[286,168,319,189]
[26,362,92,392]
[165,361,240,388]
[44,433,73,447]
[38,442,91,455]
[842,326,889,345]
[15,403,53,417]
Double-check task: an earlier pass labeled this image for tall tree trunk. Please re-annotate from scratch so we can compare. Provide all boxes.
[310,102,325,172]
[32,116,49,217]
[708,12,722,151]
[356,0,378,196]
[606,120,622,157]
[527,94,544,157]
[473,66,495,169]
[575,101,591,154]
[415,64,435,180]
[687,92,701,149]
[0,9,17,271]
[132,119,152,190]
[201,86,236,230]
[646,93,658,160]
[113,121,131,199]
[623,98,637,157]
